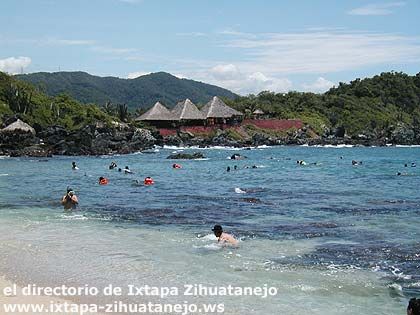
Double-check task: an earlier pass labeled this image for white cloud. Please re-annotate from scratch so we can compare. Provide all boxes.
[51,39,96,46]
[176,32,206,37]
[0,56,31,74]
[210,64,241,80]
[127,71,151,79]
[92,46,137,55]
[207,63,292,94]
[221,30,420,75]
[302,77,335,93]
[173,73,188,79]
[118,0,143,3]
[348,2,405,16]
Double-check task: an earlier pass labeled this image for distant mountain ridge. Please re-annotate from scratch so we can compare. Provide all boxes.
[16,71,238,109]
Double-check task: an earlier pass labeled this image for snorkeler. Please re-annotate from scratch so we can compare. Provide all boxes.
[72,161,79,170]
[212,225,238,246]
[61,187,78,210]
[227,166,231,172]
[99,177,109,185]
[124,166,133,174]
[144,177,154,185]
[109,161,117,169]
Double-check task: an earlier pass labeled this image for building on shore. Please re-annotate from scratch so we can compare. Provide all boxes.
[136,96,243,127]
[201,96,243,125]
[135,101,175,127]
[171,99,206,126]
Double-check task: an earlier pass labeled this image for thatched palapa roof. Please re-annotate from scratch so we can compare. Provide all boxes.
[253,109,264,115]
[201,96,243,118]
[136,102,174,121]
[171,99,205,120]
[1,119,35,134]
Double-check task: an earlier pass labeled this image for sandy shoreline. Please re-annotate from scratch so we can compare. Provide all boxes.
[0,276,104,315]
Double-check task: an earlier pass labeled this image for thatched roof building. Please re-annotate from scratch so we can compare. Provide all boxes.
[253,109,264,115]
[1,119,35,134]
[171,99,205,121]
[136,102,174,121]
[201,96,243,119]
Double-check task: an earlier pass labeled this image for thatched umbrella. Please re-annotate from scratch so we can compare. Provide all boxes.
[201,96,243,118]
[135,102,174,121]
[1,119,35,134]
[171,99,205,121]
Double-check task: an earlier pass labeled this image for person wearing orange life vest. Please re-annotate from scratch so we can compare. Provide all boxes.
[98,176,109,185]
[144,177,154,185]
[172,163,182,169]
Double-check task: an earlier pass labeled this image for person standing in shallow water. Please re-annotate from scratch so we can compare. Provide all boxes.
[61,187,78,210]
[212,225,238,246]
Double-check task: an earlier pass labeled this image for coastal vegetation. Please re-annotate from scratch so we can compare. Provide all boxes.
[225,71,420,139]
[0,71,114,130]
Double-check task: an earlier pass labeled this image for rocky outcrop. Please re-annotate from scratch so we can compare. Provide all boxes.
[0,122,156,157]
[167,152,205,159]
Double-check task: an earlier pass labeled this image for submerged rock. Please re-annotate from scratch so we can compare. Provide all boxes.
[167,152,205,159]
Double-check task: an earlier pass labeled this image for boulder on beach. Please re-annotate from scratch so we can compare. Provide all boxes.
[167,152,205,159]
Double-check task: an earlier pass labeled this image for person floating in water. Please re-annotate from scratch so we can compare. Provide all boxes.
[172,163,182,169]
[227,166,231,172]
[99,177,109,185]
[124,166,133,174]
[61,187,78,210]
[212,224,238,246]
[109,161,117,169]
[411,162,417,168]
[144,177,154,185]
[72,161,79,170]
[297,160,307,166]
[407,298,420,315]
[352,160,362,166]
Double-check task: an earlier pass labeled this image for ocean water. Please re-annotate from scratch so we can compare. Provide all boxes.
[0,146,419,314]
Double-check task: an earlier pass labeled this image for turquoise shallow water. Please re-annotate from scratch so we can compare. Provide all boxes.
[0,146,419,314]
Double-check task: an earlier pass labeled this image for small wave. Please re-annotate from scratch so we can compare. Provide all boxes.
[0,174,9,176]
[163,145,243,151]
[58,214,89,221]
[314,144,354,148]
[198,233,218,241]
[235,188,246,194]
[193,243,222,251]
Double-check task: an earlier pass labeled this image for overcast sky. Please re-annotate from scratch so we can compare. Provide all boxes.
[1,0,419,94]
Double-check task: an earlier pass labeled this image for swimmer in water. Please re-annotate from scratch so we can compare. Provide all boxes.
[109,161,117,169]
[61,187,78,210]
[124,166,133,174]
[212,225,238,246]
[72,161,79,170]
[227,166,231,172]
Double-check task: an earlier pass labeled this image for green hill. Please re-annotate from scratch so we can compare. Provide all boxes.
[15,71,238,109]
